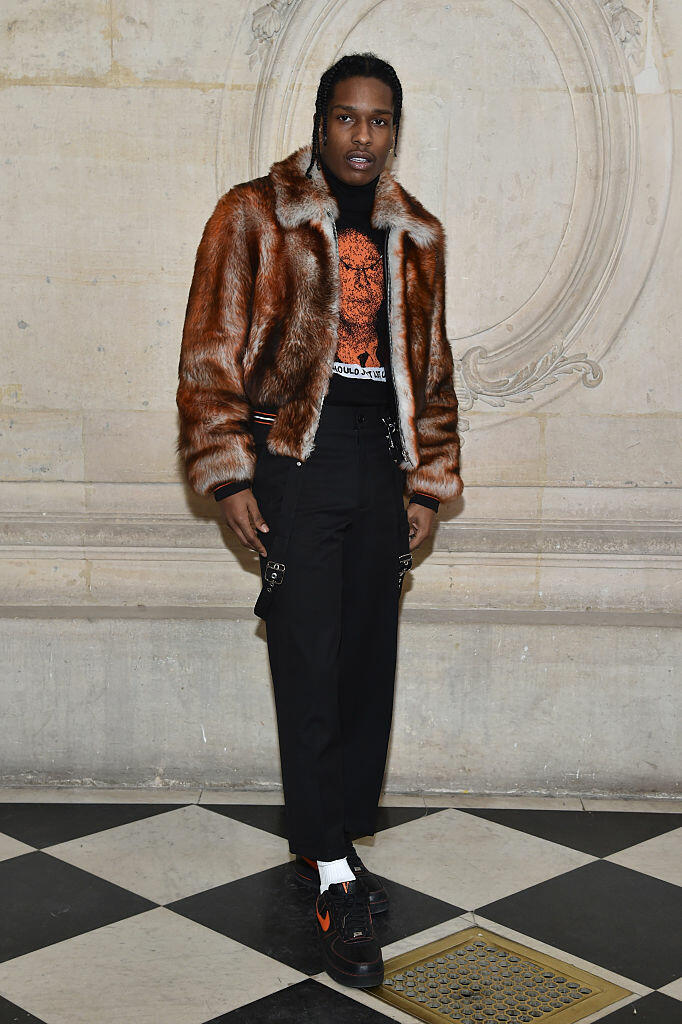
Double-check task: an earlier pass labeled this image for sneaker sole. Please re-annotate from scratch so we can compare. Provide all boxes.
[323,958,385,989]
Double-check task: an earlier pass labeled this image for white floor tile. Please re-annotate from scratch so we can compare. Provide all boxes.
[606,826,682,887]
[659,976,682,1001]
[0,907,303,1024]
[0,831,35,861]
[362,808,594,910]
[43,803,289,904]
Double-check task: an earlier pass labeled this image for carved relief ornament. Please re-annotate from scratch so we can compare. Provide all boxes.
[224,0,671,426]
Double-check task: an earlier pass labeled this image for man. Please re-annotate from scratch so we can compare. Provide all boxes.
[176,52,462,989]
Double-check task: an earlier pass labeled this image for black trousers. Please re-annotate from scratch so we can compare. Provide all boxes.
[251,403,411,861]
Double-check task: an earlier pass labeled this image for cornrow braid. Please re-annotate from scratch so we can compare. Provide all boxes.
[306,52,403,178]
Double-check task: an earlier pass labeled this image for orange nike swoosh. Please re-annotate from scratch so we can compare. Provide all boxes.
[316,907,331,932]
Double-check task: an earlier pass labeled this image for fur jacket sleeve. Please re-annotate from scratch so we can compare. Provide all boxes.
[401,220,462,505]
[176,186,259,496]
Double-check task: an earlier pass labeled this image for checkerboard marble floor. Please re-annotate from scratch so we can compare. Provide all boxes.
[0,789,680,1024]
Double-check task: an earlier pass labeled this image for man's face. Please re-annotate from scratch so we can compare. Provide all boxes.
[318,75,395,184]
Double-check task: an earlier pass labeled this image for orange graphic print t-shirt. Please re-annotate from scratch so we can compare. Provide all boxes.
[334,226,387,384]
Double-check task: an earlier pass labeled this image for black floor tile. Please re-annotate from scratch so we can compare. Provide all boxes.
[204,979,394,1022]
[374,806,444,833]
[601,992,682,1022]
[205,803,440,842]
[0,802,187,849]
[0,995,46,1024]
[0,851,156,962]
[477,859,682,990]
[168,861,464,976]
[461,808,682,857]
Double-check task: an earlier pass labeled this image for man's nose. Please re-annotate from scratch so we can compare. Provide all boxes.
[352,121,372,145]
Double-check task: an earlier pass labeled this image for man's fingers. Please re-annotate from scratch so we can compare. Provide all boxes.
[230,523,253,552]
[218,490,270,554]
[238,516,268,556]
[246,498,269,534]
[407,518,418,550]
[228,516,267,556]
[407,506,435,551]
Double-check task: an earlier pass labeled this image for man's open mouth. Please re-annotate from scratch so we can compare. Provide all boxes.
[346,151,375,169]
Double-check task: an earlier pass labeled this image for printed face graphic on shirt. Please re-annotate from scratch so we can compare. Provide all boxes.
[337,227,384,368]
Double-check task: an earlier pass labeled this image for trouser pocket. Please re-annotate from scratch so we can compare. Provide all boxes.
[252,453,306,621]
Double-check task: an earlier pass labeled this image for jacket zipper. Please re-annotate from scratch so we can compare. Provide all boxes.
[384,227,410,465]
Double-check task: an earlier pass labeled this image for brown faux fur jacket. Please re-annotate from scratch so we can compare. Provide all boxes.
[176,144,462,504]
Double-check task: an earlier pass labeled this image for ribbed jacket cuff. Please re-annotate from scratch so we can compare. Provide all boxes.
[212,480,251,502]
[408,491,440,514]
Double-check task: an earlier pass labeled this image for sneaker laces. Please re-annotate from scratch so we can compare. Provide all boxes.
[327,882,373,940]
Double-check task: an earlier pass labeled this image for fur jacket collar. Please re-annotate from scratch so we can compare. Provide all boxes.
[271,144,441,249]
[176,144,462,504]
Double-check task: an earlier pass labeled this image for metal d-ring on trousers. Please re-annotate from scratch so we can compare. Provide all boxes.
[251,402,413,861]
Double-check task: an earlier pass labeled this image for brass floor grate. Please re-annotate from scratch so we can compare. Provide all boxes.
[369,926,632,1023]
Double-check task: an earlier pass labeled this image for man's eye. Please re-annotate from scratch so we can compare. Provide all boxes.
[373,119,387,126]
[338,114,352,122]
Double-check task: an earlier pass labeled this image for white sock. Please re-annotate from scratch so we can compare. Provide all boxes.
[317,856,355,893]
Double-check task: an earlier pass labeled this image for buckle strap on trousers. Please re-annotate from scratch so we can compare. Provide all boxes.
[253,456,306,620]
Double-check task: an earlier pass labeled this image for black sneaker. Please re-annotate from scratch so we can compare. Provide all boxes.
[315,879,384,988]
[295,850,389,914]
[346,846,389,914]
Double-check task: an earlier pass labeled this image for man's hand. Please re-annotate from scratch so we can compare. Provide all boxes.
[219,489,269,556]
[407,503,436,551]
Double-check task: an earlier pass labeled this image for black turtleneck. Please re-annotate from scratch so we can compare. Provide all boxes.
[320,159,395,411]
[321,159,380,218]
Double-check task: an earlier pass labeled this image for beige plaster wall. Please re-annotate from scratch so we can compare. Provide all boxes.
[0,0,679,794]
[0,0,679,514]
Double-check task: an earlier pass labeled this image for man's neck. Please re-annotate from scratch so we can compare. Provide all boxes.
[320,158,380,218]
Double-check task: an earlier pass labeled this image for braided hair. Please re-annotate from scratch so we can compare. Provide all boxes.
[305,52,403,178]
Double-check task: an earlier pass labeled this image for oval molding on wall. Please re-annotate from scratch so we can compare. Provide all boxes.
[217,0,672,428]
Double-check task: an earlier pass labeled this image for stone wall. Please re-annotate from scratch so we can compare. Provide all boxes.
[1,0,680,794]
